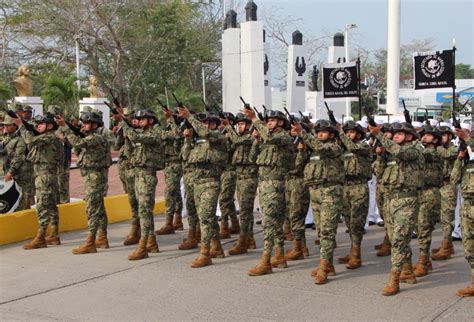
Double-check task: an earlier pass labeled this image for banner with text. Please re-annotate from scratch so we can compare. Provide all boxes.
[323,62,358,98]
[413,50,454,90]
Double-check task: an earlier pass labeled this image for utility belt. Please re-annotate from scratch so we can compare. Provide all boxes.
[308,181,341,189]
[344,177,367,185]
[309,155,321,162]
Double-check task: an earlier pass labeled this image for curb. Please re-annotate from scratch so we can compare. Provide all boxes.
[0,194,165,245]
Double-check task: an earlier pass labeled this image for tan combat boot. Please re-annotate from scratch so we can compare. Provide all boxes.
[230,217,240,234]
[432,240,454,254]
[155,217,175,235]
[314,259,332,284]
[413,254,430,277]
[179,229,198,250]
[285,239,304,261]
[146,234,159,253]
[128,237,148,260]
[248,251,273,276]
[382,269,401,296]
[23,228,47,250]
[346,245,362,269]
[72,233,97,255]
[456,273,474,297]
[284,223,293,241]
[338,245,352,264]
[173,213,183,231]
[399,263,417,284]
[302,237,309,257]
[45,225,61,246]
[376,239,391,257]
[210,239,225,258]
[195,225,201,240]
[247,233,257,249]
[191,245,212,268]
[228,234,248,255]
[375,233,389,250]
[123,224,141,246]
[219,220,231,239]
[271,247,288,268]
[95,229,109,249]
[310,260,336,277]
[431,240,452,260]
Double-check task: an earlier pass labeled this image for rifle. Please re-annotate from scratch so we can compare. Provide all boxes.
[104,101,119,115]
[363,107,377,127]
[172,93,194,131]
[2,107,40,135]
[452,110,469,162]
[239,96,256,133]
[424,110,431,125]
[157,97,180,125]
[65,120,86,138]
[262,104,268,114]
[284,107,302,145]
[401,99,411,124]
[252,105,264,121]
[298,111,311,124]
[324,101,338,126]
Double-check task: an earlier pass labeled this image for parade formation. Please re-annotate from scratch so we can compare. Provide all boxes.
[0,0,473,304]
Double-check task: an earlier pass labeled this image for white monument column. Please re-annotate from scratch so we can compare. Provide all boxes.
[263,29,272,108]
[386,0,401,115]
[240,1,265,109]
[79,98,111,129]
[222,9,241,115]
[286,30,308,113]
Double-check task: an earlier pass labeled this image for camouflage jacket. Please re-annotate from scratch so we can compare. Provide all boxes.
[62,126,109,169]
[21,128,61,171]
[122,122,164,170]
[161,120,183,164]
[437,143,457,181]
[226,126,257,177]
[339,132,373,182]
[421,145,442,187]
[2,132,28,177]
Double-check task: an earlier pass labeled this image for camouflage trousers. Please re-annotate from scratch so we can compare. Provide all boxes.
[118,160,139,225]
[34,169,59,229]
[219,169,237,222]
[440,182,457,241]
[384,192,418,271]
[23,163,35,208]
[81,168,108,235]
[417,187,441,256]
[134,167,157,238]
[259,179,286,254]
[193,177,221,249]
[460,198,474,270]
[309,184,342,262]
[164,162,183,221]
[342,182,369,246]
[15,173,32,211]
[183,169,199,231]
[236,175,258,236]
[58,164,70,204]
[286,176,310,241]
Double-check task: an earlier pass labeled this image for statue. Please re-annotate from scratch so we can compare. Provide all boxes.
[14,65,33,97]
[88,76,101,98]
[292,30,303,45]
[311,65,319,91]
[224,10,237,30]
[245,1,257,22]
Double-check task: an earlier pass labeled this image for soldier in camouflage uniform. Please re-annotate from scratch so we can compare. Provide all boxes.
[413,125,442,277]
[373,124,393,257]
[243,108,293,276]
[15,104,35,207]
[451,128,474,297]
[113,108,141,245]
[1,115,31,210]
[292,120,344,284]
[369,122,424,296]
[156,109,184,235]
[218,112,240,239]
[120,110,164,260]
[17,114,61,250]
[178,107,227,268]
[224,113,259,255]
[337,121,373,269]
[57,112,109,254]
[432,124,458,260]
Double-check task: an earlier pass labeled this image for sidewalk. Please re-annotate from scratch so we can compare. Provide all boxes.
[0,217,472,321]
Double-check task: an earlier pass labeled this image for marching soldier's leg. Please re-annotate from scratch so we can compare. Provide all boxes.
[179,170,199,250]
[59,164,71,204]
[219,169,237,238]
[457,199,474,297]
[123,165,141,245]
[96,168,110,249]
[156,164,179,235]
[172,164,184,231]
[286,177,309,261]
[345,183,369,269]
[432,183,457,259]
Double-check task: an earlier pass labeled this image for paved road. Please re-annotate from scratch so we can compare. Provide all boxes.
[0,217,472,321]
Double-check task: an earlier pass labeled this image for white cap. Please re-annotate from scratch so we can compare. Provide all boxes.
[375,118,384,125]
[439,122,451,127]
[412,121,423,128]
[429,119,438,126]
[357,120,368,128]
[461,122,471,130]
[343,116,354,122]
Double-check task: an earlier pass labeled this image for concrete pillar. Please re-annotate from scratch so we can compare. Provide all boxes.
[286,30,308,113]
[222,10,241,114]
[14,97,43,116]
[386,0,401,115]
[263,30,272,108]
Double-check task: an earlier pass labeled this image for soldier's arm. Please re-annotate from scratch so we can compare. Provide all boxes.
[294,149,308,173]
[376,133,419,161]
[372,155,386,178]
[339,132,372,156]
[19,125,35,146]
[122,122,161,145]
[9,139,26,177]
[61,126,103,149]
[226,124,239,142]
[248,140,260,163]
[422,148,441,163]
[113,131,125,151]
[450,158,463,185]
[188,115,209,138]
[467,137,474,149]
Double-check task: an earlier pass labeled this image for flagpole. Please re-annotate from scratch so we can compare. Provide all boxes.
[357,56,362,120]
[452,38,456,112]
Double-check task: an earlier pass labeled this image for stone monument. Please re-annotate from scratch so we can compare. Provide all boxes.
[13,65,43,115]
[286,30,308,113]
[79,76,110,128]
[222,9,241,115]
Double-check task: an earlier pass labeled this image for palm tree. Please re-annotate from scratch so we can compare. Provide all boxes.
[42,75,86,117]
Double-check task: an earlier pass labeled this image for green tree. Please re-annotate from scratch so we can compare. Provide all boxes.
[455,63,474,79]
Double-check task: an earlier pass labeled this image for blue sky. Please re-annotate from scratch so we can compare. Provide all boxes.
[253,0,473,65]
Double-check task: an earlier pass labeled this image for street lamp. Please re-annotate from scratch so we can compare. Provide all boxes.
[74,32,83,91]
[345,23,357,116]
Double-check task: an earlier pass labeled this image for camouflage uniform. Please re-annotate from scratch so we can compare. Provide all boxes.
[376,132,423,272]
[186,115,227,251]
[450,137,474,294]
[2,121,31,210]
[417,144,442,257]
[62,125,109,236]
[219,145,237,223]
[57,140,72,203]
[21,126,61,230]
[122,121,163,240]
[252,119,293,256]
[300,131,344,264]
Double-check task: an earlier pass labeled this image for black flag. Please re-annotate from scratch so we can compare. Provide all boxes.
[413,50,454,90]
[323,62,358,98]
